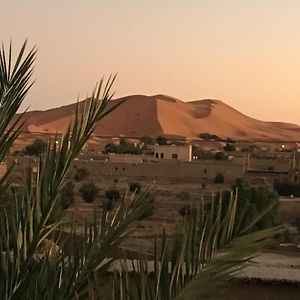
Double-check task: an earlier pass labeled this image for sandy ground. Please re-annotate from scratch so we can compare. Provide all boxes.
[14,94,300,140]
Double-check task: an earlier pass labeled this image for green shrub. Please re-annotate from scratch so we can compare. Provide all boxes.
[223,143,235,152]
[79,183,99,203]
[214,172,225,184]
[105,188,120,201]
[103,138,143,154]
[228,179,280,232]
[129,182,141,193]
[74,167,89,182]
[140,136,154,145]
[198,133,221,141]
[273,179,300,197]
[156,135,168,145]
[214,151,228,161]
[23,138,47,156]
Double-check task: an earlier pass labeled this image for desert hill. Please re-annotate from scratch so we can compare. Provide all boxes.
[19,94,300,141]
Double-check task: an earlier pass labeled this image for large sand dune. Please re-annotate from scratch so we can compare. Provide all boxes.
[19,94,300,141]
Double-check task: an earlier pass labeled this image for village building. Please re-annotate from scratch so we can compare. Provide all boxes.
[153,144,192,162]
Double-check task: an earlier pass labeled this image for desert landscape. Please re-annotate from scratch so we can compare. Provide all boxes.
[16,94,300,141]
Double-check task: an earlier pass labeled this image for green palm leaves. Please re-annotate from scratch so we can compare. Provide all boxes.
[0,41,283,300]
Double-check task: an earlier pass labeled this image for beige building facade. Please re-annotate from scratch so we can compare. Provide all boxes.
[153,144,192,162]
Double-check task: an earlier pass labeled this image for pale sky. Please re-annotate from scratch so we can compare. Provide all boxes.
[1,0,300,124]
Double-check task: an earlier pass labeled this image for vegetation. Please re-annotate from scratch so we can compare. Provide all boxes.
[156,135,168,145]
[23,138,47,156]
[79,182,99,203]
[225,179,280,232]
[198,132,222,141]
[223,142,236,152]
[192,146,228,161]
[59,181,75,209]
[214,151,228,161]
[74,167,89,181]
[105,188,120,202]
[273,178,300,197]
[104,138,143,154]
[214,172,225,183]
[140,136,154,145]
[0,42,283,300]
[129,181,142,193]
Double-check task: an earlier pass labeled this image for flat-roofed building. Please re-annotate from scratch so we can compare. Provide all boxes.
[153,144,192,162]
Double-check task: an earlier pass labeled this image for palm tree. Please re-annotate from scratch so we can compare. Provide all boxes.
[0,42,282,300]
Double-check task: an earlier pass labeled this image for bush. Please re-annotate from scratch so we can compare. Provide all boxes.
[79,183,99,203]
[223,143,235,152]
[59,181,75,209]
[103,139,143,154]
[129,182,141,193]
[229,179,280,232]
[273,179,300,197]
[140,136,154,145]
[214,172,225,184]
[24,138,47,156]
[199,133,221,141]
[74,167,89,182]
[214,151,228,161]
[105,189,120,201]
[156,136,168,145]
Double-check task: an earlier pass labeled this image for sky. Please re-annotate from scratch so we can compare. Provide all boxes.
[1,0,300,124]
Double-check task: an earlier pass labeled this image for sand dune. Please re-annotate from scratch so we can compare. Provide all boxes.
[18,94,300,141]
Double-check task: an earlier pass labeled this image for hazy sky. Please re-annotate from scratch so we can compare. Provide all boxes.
[1,1,300,124]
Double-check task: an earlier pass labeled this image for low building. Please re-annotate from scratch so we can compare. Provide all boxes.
[153,144,192,162]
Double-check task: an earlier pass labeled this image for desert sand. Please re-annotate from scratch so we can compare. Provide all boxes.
[17,94,300,141]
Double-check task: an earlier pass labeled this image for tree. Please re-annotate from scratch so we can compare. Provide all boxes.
[0,42,283,300]
[214,151,228,161]
[79,182,99,203]
[156,135,168,145]
[214,172,225,183]
[140,136,154,145]
[273,179,300,197]
[224,142,236,152]
[24,138,47,156]
[199,132,222,141]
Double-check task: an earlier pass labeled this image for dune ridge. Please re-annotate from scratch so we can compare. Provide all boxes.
[18,94,300,141]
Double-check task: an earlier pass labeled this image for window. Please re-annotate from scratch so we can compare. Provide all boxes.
[155,153,159,158]
[172,153,178,159]
[115,167,118,171]
[123,167,125,171]
[160,153,164,159]
[204,168,207,174]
